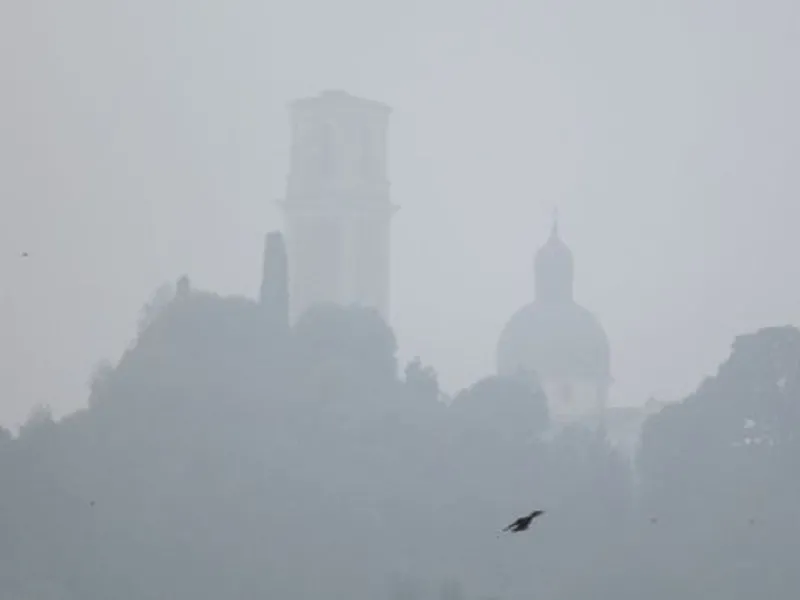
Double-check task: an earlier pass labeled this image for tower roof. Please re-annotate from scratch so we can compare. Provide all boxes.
[289,89,392,115]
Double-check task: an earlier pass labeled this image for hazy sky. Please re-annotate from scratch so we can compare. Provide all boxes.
[2,0,798,427]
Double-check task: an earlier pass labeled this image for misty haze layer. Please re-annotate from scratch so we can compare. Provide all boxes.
[2,3,798,432]
[1,286,798,598]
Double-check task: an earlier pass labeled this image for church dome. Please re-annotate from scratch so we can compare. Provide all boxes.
[496,300,611,382]
[496,220,611,384]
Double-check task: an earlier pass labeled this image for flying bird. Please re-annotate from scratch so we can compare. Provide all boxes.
[502,510,545,533]
[20,252,28,258]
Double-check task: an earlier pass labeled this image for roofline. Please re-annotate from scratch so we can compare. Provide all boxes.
[289,90,392,114]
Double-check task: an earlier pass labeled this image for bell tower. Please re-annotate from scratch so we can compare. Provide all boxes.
[279,90,397,324]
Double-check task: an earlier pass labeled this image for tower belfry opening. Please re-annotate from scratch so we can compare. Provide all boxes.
[279,90,398,324]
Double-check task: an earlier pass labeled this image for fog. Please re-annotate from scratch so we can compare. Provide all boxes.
[3,0,800,426]
[2,2,800,597]
[0,262,797,598]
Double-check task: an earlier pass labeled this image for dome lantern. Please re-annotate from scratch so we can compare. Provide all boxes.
[534,212,574,304]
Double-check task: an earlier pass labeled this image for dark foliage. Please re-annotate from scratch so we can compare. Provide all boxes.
[1,288,797,599]
[562,326,800,599]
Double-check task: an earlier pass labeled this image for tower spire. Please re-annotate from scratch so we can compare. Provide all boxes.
[260,231,289,329]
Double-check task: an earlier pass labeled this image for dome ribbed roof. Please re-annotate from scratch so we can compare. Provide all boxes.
[496,301,611,382]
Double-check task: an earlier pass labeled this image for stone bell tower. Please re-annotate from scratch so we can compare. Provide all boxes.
[279,90,397,324]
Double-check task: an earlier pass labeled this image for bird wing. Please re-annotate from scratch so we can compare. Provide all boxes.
[502,517,522,532]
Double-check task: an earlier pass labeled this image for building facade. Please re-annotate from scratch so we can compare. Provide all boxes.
[279,90,398,324]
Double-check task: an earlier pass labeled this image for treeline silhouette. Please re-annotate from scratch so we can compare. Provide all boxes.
[0,285,798,599]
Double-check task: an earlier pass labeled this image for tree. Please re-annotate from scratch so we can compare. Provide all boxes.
[621,325,800,599]
[87,359,115,407]
[439,579,465,600]
[388,576,423,600]
[451,373,550,441]
[292,303,398,386]
[137,282,175,334]
[639,326,800,519]
[18,404,55,439]
[404,356,440,404]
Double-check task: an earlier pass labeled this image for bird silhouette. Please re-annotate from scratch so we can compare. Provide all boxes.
[20,252,28,258]
[502,510,545,533]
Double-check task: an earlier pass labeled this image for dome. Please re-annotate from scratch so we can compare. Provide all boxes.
[496,300,611,382]
[497,219,611,384]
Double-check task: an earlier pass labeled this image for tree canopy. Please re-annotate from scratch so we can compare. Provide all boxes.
[1,288,797,599]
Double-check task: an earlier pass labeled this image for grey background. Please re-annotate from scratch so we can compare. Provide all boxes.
[1,0,798,427]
